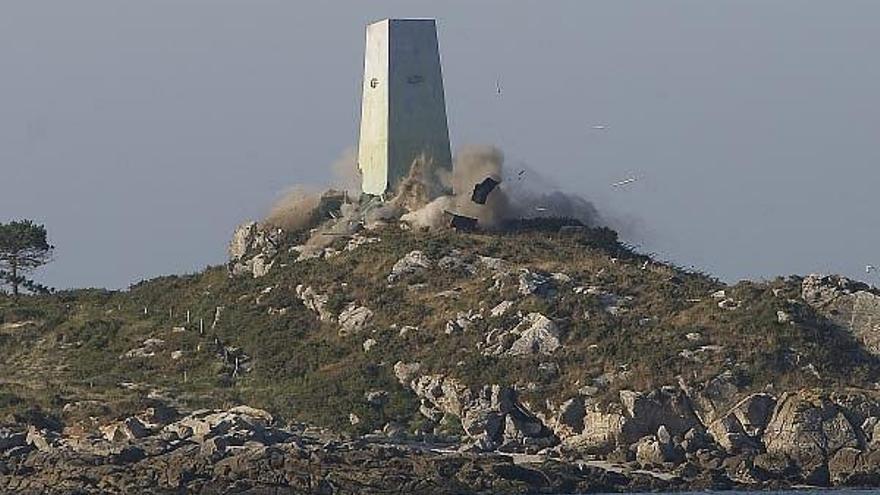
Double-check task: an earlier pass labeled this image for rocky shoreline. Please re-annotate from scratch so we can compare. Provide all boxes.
[4,394,880,494]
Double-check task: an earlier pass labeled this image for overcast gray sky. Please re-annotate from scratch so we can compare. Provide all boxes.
[2,1,878,290]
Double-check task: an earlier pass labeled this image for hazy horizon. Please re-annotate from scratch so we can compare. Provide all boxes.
[2,1,878,290]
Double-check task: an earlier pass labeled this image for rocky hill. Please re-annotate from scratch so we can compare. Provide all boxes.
[2,215,880,493]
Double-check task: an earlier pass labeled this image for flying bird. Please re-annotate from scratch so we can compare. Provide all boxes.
[611,176,640,188]
[495,79,502,95]
[868,265,877,274]
[591,124,610,131]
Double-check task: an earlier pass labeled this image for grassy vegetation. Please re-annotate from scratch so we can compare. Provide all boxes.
[1,225,877,434]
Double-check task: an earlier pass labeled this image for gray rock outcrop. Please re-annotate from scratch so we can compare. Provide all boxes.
[403,374,556,452]
[388,250,433,282]
[337,303,373,336]
[802,274,880,354]
[227,221,283,278]
[295,285,334,322]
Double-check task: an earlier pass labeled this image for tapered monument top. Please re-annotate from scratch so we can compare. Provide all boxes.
[357,18,452,197]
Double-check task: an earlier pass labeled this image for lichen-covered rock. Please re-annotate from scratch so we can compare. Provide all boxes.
[508,313,561,356]
[227,222,283,278]
[393,361,422,386]
[338,303,373,336]
[619,388,702,444]
[296,285,334,322]
[406,376,554,451]
[561,408,626,454]
[690,370,741,424]
[707,412,758,453]
[634,430,682,466]
[761,391,861,485]
[547,398,585,438]
[489,300,514,317]
[101,417,150,442]
[518,269,557,298]
[437,249,477,275]
[388,250,433,282]
[802,274,880,355]
[732,393,776,437]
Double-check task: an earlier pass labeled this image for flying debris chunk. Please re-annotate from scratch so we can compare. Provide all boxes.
[496,79,502,95]
[868,265,877,274]
[591,124,609,131]
[444,211,478,232]
[516,170,526,181]
[535,207,549,212]
[471,177,500,205]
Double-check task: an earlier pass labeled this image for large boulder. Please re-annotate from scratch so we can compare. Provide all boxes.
[732,393,776,437]
[619,388,702,444]
[561,387,701,455]
[101,417,150,443]
[295,285,334,322]
[633,429,683,466]
[227,222,284,278]
[507,313,561,356]
[25,426,59,452]
[761,391,862,485]
[827,447,880,485]
[707,412,759,453]
[705,393,775,453]
[337,303,373,336]
[410,374,471,419]
[406,375,555,451]
[164,406,274,444]
[561,408,627,454]
[801,274,880,354]
[481,313,561,357]
[689,371,741,424]
[549,398,586,438]
[518,270,556,298]
[393,361,422,386]
[388,251,432,282]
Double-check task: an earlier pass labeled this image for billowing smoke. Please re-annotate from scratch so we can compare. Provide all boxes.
[502,163,602,227]
[401,145,601,230]
[330,147,361,196]
[263,186,323,232]
[263,149,361,233]
[263,144,609,245]
[402,145,507,229]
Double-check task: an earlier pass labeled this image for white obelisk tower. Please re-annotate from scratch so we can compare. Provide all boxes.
[357,19,452,196]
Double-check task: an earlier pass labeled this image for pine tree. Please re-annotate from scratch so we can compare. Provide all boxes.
[0,220,54,299]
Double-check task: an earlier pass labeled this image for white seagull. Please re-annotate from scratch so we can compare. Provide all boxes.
[611,176,640,188]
